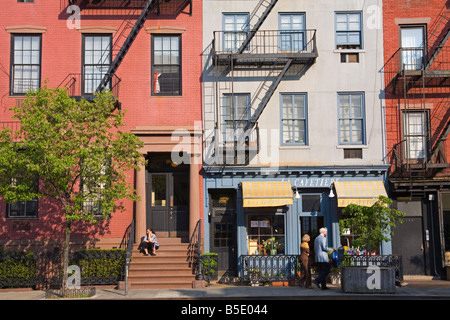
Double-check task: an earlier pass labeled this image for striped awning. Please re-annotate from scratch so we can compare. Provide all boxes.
[242,181,293,208]
[335,181,387,207]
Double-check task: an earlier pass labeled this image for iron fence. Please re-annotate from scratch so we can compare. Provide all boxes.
[240,255,300,283]
[0,248,127,289]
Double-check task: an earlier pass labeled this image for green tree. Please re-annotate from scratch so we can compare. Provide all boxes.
[338,195,405,253]
[0,86,144,294]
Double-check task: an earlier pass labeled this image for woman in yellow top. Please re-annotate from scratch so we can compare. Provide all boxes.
[299,234,312,288]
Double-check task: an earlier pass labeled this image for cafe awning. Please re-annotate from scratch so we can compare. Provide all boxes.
[242,181,293,207]
[335,180,387,207]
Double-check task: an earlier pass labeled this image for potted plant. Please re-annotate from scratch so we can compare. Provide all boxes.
[338,195,405,293]
[262,237,281,255]
[201,253,218,282]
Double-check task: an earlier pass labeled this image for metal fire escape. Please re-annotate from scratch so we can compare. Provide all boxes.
[385,4,450,188]
[208,0,317,165]
[60,0,192,103]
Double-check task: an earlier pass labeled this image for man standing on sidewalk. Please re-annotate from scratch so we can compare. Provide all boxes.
[313,227,333,290]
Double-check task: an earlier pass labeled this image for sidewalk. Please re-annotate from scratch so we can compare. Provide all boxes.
[1,278,450,300]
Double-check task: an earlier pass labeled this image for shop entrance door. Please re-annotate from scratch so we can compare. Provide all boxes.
[209,190,237,273]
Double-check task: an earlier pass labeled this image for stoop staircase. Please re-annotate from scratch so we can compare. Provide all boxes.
[127,237,196,289]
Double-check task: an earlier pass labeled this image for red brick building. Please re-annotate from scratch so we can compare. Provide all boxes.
[0,0,203,275]
[383,0,450,277]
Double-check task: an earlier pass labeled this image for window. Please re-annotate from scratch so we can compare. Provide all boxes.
[10,34,41,95]
[222,93,250,143]
[223,13,249,51]
[82,35,111,95]
[400,26,425,70]
[281,93,307,145]
[80,160,111,216]
[340,52,359,63]
[336,12,362,49]
[338,93,365,145]
[247,214,285,255]
[403,111,427,160]
[6,178,38,218]
[302,195,321,213]
[279,13,305,51]
[152,35,181,96]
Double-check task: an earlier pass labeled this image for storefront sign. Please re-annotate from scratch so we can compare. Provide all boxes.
[243,198,293,208]
[337,198,378,207]
[284,177,341,188]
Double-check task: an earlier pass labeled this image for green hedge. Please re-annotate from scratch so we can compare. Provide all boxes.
[70,249,126,282]
[0,251,37,288]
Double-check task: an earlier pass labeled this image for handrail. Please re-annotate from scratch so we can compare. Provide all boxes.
[124,219,135,295]
[187,219,203,280]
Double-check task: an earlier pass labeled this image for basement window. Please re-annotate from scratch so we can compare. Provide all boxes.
[340,52,359,63]
[344,148,363,159]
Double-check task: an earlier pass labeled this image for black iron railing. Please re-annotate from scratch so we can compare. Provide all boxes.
[213,29,317,57]
[0,248,128,289]
[123,219,135,294]
[240,255,300,283]
[57,73,121,100]
[187,219,202,279]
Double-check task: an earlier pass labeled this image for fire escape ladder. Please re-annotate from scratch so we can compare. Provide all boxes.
[243,59,293,133]
[96,0,157,92]
[428,100,450,168]
[426,5,450,69]
[237,0,278,54]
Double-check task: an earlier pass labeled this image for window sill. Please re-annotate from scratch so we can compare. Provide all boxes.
[279,145,310,150]
[335,145,368,149]
[334,49,365,53]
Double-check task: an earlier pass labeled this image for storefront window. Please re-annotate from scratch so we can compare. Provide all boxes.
[247,214,285,255]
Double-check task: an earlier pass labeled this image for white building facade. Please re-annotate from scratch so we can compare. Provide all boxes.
[202,0,388,275]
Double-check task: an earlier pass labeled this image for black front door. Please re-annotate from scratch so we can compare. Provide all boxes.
[392,217,425,275]
[146,154,189,238]
[209,190,237,273]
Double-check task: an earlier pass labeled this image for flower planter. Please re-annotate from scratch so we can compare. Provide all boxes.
[341,266,396,294]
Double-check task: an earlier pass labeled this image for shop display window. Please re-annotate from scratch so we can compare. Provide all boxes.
[246,214,285,255]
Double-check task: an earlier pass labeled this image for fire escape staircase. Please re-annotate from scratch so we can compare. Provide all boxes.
[60,0,192,105]
[97,0,158,92]
[425,5,450,172]
[237,0,278,54]
[388,4,450,182]
[210,0,317,164]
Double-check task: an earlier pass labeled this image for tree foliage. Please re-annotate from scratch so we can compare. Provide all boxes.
[0,85,144,291]
[338,195,405,252]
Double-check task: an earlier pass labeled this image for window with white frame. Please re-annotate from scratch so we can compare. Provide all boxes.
[335,12,362,49]
[152,35,181,96]
[82,35,111,95]
[10,34,41,95]
[338,93,365,145]
[281,93,307,145]
[400,25,425,71]
[403,111,427,160]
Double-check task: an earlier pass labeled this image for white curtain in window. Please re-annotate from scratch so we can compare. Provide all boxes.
[401,27,424,70]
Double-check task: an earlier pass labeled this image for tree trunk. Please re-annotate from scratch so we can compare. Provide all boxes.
[61,220,71,297]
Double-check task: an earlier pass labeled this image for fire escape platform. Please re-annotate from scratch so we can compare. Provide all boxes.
[213,52,317,66]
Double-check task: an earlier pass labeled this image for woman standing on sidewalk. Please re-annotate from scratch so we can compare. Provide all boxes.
[299,234,313,289]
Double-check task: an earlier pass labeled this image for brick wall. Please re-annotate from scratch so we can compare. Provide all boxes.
[383,0,449,172]
[0,0,203,246]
